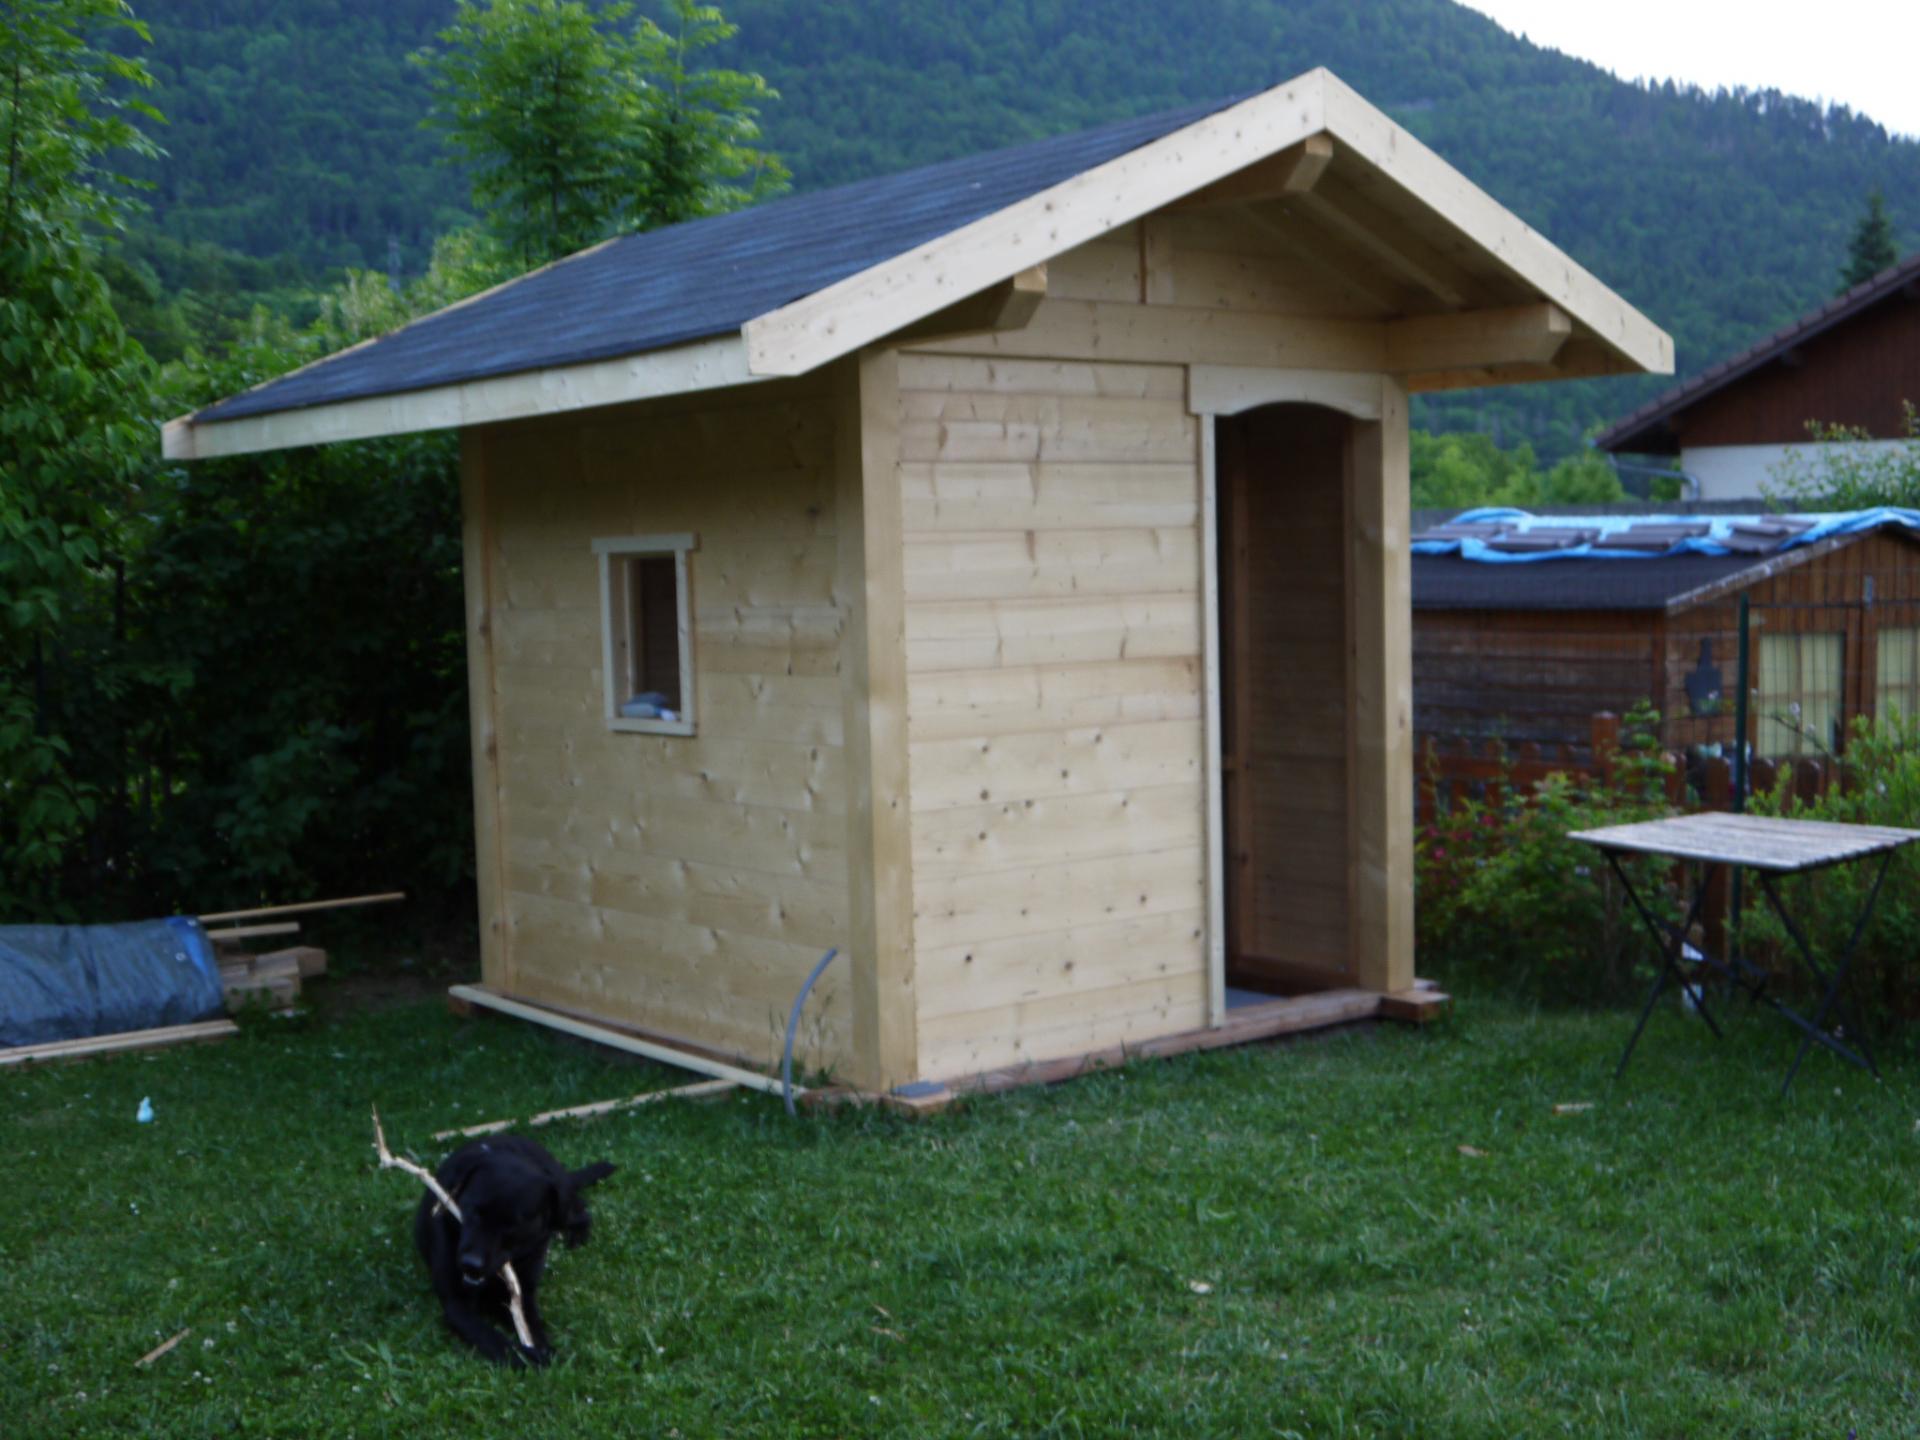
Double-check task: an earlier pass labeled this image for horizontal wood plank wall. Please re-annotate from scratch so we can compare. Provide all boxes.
[894,347,1208,1078]
[481,381,854,1074]
[1414,610,1657,758]
[1664,532,1920,754]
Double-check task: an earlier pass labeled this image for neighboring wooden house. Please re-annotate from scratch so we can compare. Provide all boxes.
[1597,251,1920,501]
[1414,511,1920,764]
[164,70,1669,1095]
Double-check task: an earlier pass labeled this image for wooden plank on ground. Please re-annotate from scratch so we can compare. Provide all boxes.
[0,1019,238,1068]
[446,984,797,1097]
[431,1078,738,1140]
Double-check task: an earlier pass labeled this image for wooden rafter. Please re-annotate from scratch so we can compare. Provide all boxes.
[1171,135,1335,211]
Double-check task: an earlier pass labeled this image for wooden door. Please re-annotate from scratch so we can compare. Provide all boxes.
[1217,405,1355,993]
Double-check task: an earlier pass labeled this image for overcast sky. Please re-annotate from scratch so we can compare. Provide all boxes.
[1456,0,1920,139]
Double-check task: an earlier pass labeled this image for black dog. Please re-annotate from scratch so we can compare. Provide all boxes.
[413,1134,615,1366]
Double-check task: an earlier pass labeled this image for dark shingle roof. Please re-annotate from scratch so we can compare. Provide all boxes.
[1413,553,1761,611]
[199,97,1241,425]
[1595,249,1920,456]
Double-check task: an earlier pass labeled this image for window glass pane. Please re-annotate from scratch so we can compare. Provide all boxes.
[1878,626,1918,720]
[635,555,681,703]
[1756,630,1843,757]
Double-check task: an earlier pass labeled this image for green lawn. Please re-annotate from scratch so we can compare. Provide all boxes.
[3,992,1917,1437]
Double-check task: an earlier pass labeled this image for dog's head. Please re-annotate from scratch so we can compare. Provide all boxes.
[447,1145,616,1286]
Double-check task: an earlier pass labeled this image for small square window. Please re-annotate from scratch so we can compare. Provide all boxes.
[594,534,696,735]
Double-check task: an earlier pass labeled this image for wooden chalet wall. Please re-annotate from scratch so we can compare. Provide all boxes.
[1676,295,1920,447]
[1414,610,1659,758]
[1415,532,1920,762]
[1663,531,1920,754]
[891,345,1208,1080]
[890,210,1414,1078]
[462,380,855,1075]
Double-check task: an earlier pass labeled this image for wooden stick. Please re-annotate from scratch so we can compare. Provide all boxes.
[431,1078,736,1141]
[0,1019,238,1068]
[198,891,405,925]
[204,921,300,943]
[369,1106,534,1350]
[135,1328,191,1368]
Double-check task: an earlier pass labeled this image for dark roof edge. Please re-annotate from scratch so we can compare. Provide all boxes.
[1595,248,1920,455]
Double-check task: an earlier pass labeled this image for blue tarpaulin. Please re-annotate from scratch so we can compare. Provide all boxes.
[1412,507,1920,563]
[0,918,224,1048]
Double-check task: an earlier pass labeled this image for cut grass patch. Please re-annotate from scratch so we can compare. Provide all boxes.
[2,996,1917,1435]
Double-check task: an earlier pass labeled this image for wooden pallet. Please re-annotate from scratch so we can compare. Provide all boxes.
[218,945,327,1011]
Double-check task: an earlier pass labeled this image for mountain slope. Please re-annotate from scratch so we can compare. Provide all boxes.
[125,0,1920,453]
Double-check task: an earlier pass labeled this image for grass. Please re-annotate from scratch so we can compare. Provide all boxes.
[3,992,1919,1437]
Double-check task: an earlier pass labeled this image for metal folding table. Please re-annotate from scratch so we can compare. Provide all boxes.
[1567,813,1920,1095]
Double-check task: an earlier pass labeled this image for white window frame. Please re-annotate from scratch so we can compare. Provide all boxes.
[594,533,696,736]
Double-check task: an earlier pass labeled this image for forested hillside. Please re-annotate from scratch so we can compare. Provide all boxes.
[122,0,1920,454]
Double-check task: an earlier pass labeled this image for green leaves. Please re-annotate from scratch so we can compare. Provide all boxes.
[413,0,785,268]
[0,0,160,917]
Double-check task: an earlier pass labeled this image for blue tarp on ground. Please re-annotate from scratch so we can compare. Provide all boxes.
[0,918,224,1048]
[1411,507,1920,563]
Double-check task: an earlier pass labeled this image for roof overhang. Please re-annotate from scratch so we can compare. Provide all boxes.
[165,67,1672,462]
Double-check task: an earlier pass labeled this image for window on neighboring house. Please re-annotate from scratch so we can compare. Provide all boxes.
[594,534,695,735]
[1755,630,1843,757]
[1877,626,1920,722]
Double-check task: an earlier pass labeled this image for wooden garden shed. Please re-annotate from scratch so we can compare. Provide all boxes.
[1414,510,1920,763]
[164,69,1670,1095]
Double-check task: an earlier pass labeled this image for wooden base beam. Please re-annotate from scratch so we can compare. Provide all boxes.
[1379,978,1452,1025]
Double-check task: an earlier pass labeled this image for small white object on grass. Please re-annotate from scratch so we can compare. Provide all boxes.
[136,1097,154,1123]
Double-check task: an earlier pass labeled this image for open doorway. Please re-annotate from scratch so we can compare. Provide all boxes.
[1216,403,1357,1003]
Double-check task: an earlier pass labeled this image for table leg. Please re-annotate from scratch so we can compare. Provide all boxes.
[1757,853,1890,1095]
[1610,853,1719,1080]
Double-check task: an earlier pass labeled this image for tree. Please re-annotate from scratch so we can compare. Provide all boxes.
[1408,431,1625,509]
[631,1,786,230]
[416,0,644,268]
[1839,188,1899,292]
[0,0,159,916]
[416,0,784,268]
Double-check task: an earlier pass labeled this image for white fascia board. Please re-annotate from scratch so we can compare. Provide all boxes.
[161,334,762,461]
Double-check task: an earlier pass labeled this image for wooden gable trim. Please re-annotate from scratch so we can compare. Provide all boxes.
[1319,73,1672,377]
[743,73,1333,378]
[750,69,1669,382]
[161,334,765,460]
[1663,530,1920,615]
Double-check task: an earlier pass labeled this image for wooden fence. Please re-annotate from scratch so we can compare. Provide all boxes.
[1417,712,1840,823]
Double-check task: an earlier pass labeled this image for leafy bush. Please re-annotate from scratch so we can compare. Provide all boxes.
[1417,702,1681,1002]
[1741,711,1920,1026]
